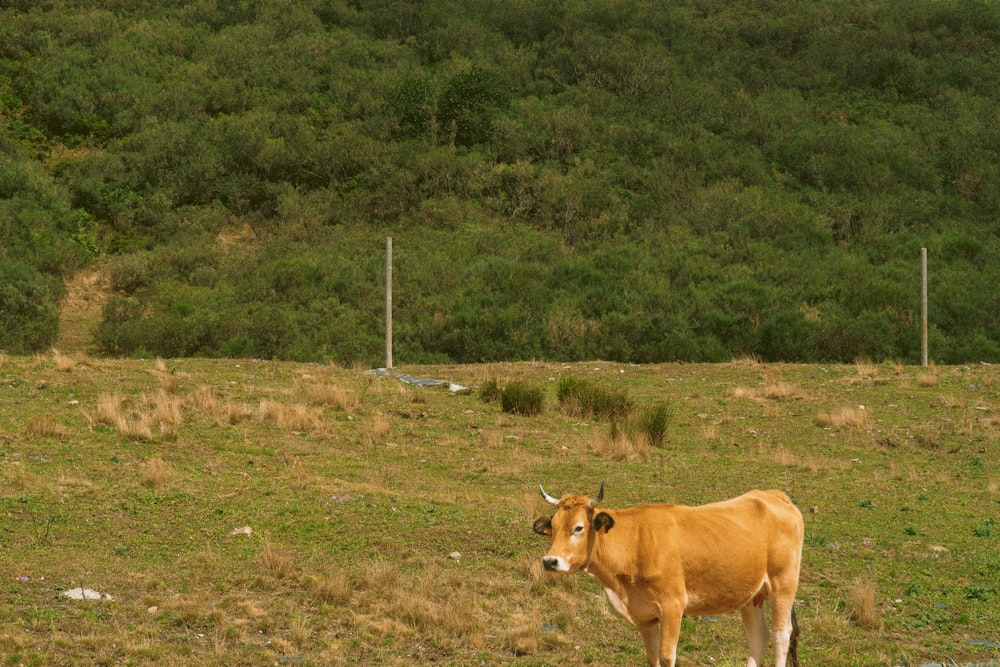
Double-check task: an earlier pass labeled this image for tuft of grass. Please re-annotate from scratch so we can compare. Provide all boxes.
[312,381,357,410]
[96,392,153,440]
[25,416,69,439]
[258,399,323,431]
[261,537,296,579]
[853,358,879,380]
[556,377,632,420]
[848,578,883,629]
[52,348,84,372]
[306,572,351,605]
[140,457,172,489]
[917,361,939,387]
[501,381,545,416]
[815,406,871,430]
[635,401,673,448]
[590,422,648,461]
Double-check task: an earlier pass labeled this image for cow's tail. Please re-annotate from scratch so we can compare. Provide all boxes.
[788,603,800,667]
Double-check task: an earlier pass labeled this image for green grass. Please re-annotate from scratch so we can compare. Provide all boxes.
[1,354,998,666]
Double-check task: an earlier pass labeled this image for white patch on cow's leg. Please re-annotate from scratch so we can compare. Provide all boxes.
[771,598,794,667]
[770,595,796,667]
[740,605,768,667]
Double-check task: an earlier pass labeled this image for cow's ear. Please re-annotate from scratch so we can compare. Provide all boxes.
[593,512,615,533]
[533,516,553,537]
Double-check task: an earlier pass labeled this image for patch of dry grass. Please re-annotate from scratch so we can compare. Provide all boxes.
[848,578,883,629]
[362,411,392,446]
[189,384,221,421]
[140,457,172,489]
[726,375,808,402]
[258,399,324,431]
[261,537,297,579]
[306,572,352,605]
[853,358,879,380]
[96,392,153,440]
[588,425,648,461]
[51,348,86,372]
[25,416,69,439]
[312,381,357,410]
[815,406,871,430]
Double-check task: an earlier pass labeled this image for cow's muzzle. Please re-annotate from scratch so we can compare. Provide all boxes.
[542,556,561,571]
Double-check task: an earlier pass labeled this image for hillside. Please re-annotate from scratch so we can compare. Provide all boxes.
[2,0,1000,363]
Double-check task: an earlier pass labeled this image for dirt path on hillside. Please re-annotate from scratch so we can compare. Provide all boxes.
[55,267,110,354]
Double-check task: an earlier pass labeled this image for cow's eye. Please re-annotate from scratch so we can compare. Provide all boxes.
[573,524,585,534]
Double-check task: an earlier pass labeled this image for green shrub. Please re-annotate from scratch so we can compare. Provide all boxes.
[479,377,502,404]
[0,260,63,353]
[94,296,148,357]
[500,381,545,416]
[556,377,632,421]
[637,401,673,448]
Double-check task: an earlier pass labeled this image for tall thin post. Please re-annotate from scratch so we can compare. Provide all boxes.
[921,247,928,367]
[386,237,393,369]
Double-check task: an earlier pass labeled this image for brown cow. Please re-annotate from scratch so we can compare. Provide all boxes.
[533,484,803,667]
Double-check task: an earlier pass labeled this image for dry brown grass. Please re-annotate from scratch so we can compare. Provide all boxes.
[222,401,253,425]
[261,537,297,579]
[51,348,84,372]
[753,442,849,473]
[258,399,324,431]
[730,354,763,367]
[146,389,183,425]
[917,361,939,387]
[96,393,153,440]
[853,358,879,380]
[312,381,357,411]
[588,426,648,461]
[189,384,221,421]
[25,416,69,439]
[478,429,504,449]
[140,457,172,489]
[362,411,392,446]
[848,578,883,629]
[58,472,97,494]
[815,406,871,430]
[306,572,352,605]
[726,376,808,402]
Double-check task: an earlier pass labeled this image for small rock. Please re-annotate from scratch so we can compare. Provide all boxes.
[230,525,253,537]
[448,551,461,561]
[63,587,113,601]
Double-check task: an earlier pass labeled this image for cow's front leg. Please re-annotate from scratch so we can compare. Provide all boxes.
[635,618,663,667]
[655,607,682,667]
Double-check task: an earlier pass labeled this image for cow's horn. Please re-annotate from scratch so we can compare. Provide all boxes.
[539,485,560,506]
[589,481,605,507]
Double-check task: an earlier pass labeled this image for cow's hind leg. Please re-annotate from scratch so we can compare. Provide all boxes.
[787,605,800,667]
[740,604,768,667]
[770,594,798,667]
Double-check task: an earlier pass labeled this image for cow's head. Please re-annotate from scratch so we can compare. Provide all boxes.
[532,482,614,573]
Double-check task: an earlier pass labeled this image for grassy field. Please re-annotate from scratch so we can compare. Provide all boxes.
[0,352,997,666]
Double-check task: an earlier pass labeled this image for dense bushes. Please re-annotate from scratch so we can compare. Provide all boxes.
[3,1,1000,363]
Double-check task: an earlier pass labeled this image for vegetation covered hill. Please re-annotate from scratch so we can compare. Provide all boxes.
[3,0,1000,364]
